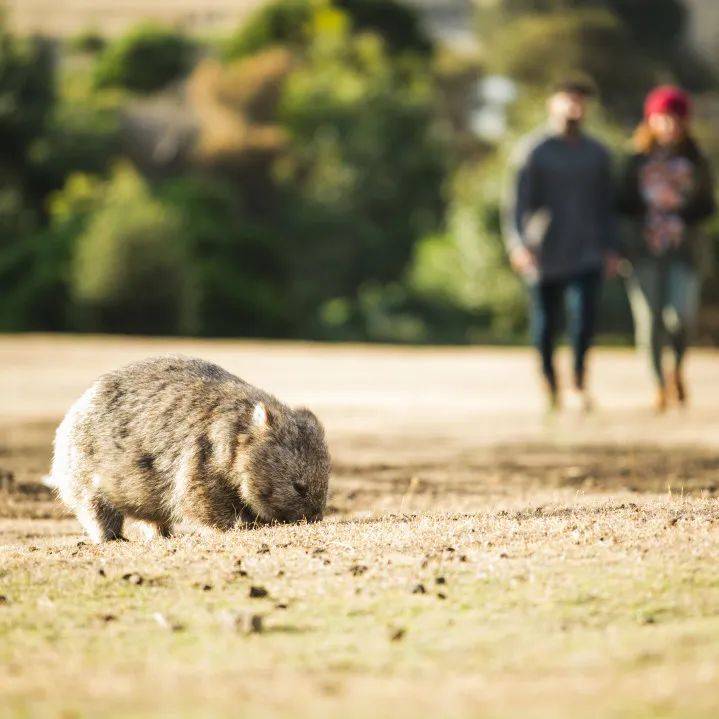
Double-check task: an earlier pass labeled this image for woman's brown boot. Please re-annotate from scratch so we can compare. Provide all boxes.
[668,369,687,406]
[654,385,668,413]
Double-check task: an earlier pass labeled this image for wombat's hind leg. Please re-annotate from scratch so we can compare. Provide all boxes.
[138,520,175,541]
[75,495,125,543]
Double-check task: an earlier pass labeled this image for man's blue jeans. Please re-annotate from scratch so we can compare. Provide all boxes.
[529,269,602,392]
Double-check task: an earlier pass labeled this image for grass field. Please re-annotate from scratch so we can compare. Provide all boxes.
[2,335,719,718]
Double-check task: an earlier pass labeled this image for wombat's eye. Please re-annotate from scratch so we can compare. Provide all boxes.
[292,480,308,496]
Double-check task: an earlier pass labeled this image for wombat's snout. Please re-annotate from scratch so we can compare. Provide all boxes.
[276,503,324,525]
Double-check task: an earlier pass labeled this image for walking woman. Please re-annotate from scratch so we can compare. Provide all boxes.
[619,86,715,411]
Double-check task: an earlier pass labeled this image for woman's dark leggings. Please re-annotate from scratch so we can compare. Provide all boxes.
[530,269,602,392]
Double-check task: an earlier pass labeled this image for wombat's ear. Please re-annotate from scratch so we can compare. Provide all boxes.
[251,402,270,431]
[295,407,323,435]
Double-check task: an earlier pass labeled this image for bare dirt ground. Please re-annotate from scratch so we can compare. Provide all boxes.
[1,335,719,718]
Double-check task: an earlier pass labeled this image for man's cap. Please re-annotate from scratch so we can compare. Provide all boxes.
[552,75,597,98]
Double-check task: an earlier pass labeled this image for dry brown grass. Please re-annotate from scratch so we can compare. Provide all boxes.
[3,494,719,718]
[2,336,719,718]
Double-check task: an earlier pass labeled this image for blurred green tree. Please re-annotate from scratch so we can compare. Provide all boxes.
[224,0,313,59]
[195,17,447,337]
[225,0,432,60]
[159,176,291,337]
[410,157,525,338]
[94,24,195,93]
[0,32,54,163]
[59,166,193,334]
[275,32,447,328]
[28,102,120,204]
[188,47,294,201]
[481,0,712,96]
[488,9,655,113]
[69,29,106,55]
[333,0,432,55]
[489,0,686,51]
[0,27,61,330]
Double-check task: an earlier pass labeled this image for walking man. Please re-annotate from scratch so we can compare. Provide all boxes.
[504,79,619,411]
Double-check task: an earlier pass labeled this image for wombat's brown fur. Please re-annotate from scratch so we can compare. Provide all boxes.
[48,356,330,542]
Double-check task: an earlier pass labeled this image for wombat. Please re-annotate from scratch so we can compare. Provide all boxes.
[47,356,330,542]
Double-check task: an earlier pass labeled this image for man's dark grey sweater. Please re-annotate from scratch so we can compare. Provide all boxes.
[503,129,616,281]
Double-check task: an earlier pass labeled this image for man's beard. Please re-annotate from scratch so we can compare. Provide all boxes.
[563,118,582,136]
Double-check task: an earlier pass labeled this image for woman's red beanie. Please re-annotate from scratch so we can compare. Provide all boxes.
[644,86,691,120]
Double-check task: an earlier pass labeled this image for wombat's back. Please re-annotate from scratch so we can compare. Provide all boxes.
[83,355,277,462]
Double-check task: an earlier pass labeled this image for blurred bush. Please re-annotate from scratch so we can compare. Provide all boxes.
[410,157,525,338]
[277,32,446,321]
[490,0,686,53]
[332,0,432,56]
[69,29,106,55]
[325,282,429,343]
[188,48,293,176]
[211,48,294,122]
[196,17,447,337]
[488,9,654,114]
[224,0,313,59]
[482,0,712,102]
[225,0,432,61]
[29,103,120,199]
[0,33,54,155]
[0,227,71,330]
[0,28,59,330]
[159,176,290,337]
[59,165,192,333]
[94,24,195,93]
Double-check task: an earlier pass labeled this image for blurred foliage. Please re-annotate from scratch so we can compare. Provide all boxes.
[159,176,290,337]
[0,227,71,330]
[488,9,655,114]
[29,103,120,201]
[0,1,717,343]
[277,33,446,314]
[333,0,432,56]
[69,29,106,55]
[188,48,294,178]
[225,0,432,60]
[410,157,525,338]
[0,28,59,330]
[486,0,686,50]
[224,0,313,59]
[0,32,54,171]
[94,24,195,93]
[57,166,192,333]
[193,18,446,338]
[481,0,714,101]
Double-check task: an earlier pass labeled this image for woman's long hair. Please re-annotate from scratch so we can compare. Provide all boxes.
[632,119,699,155]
